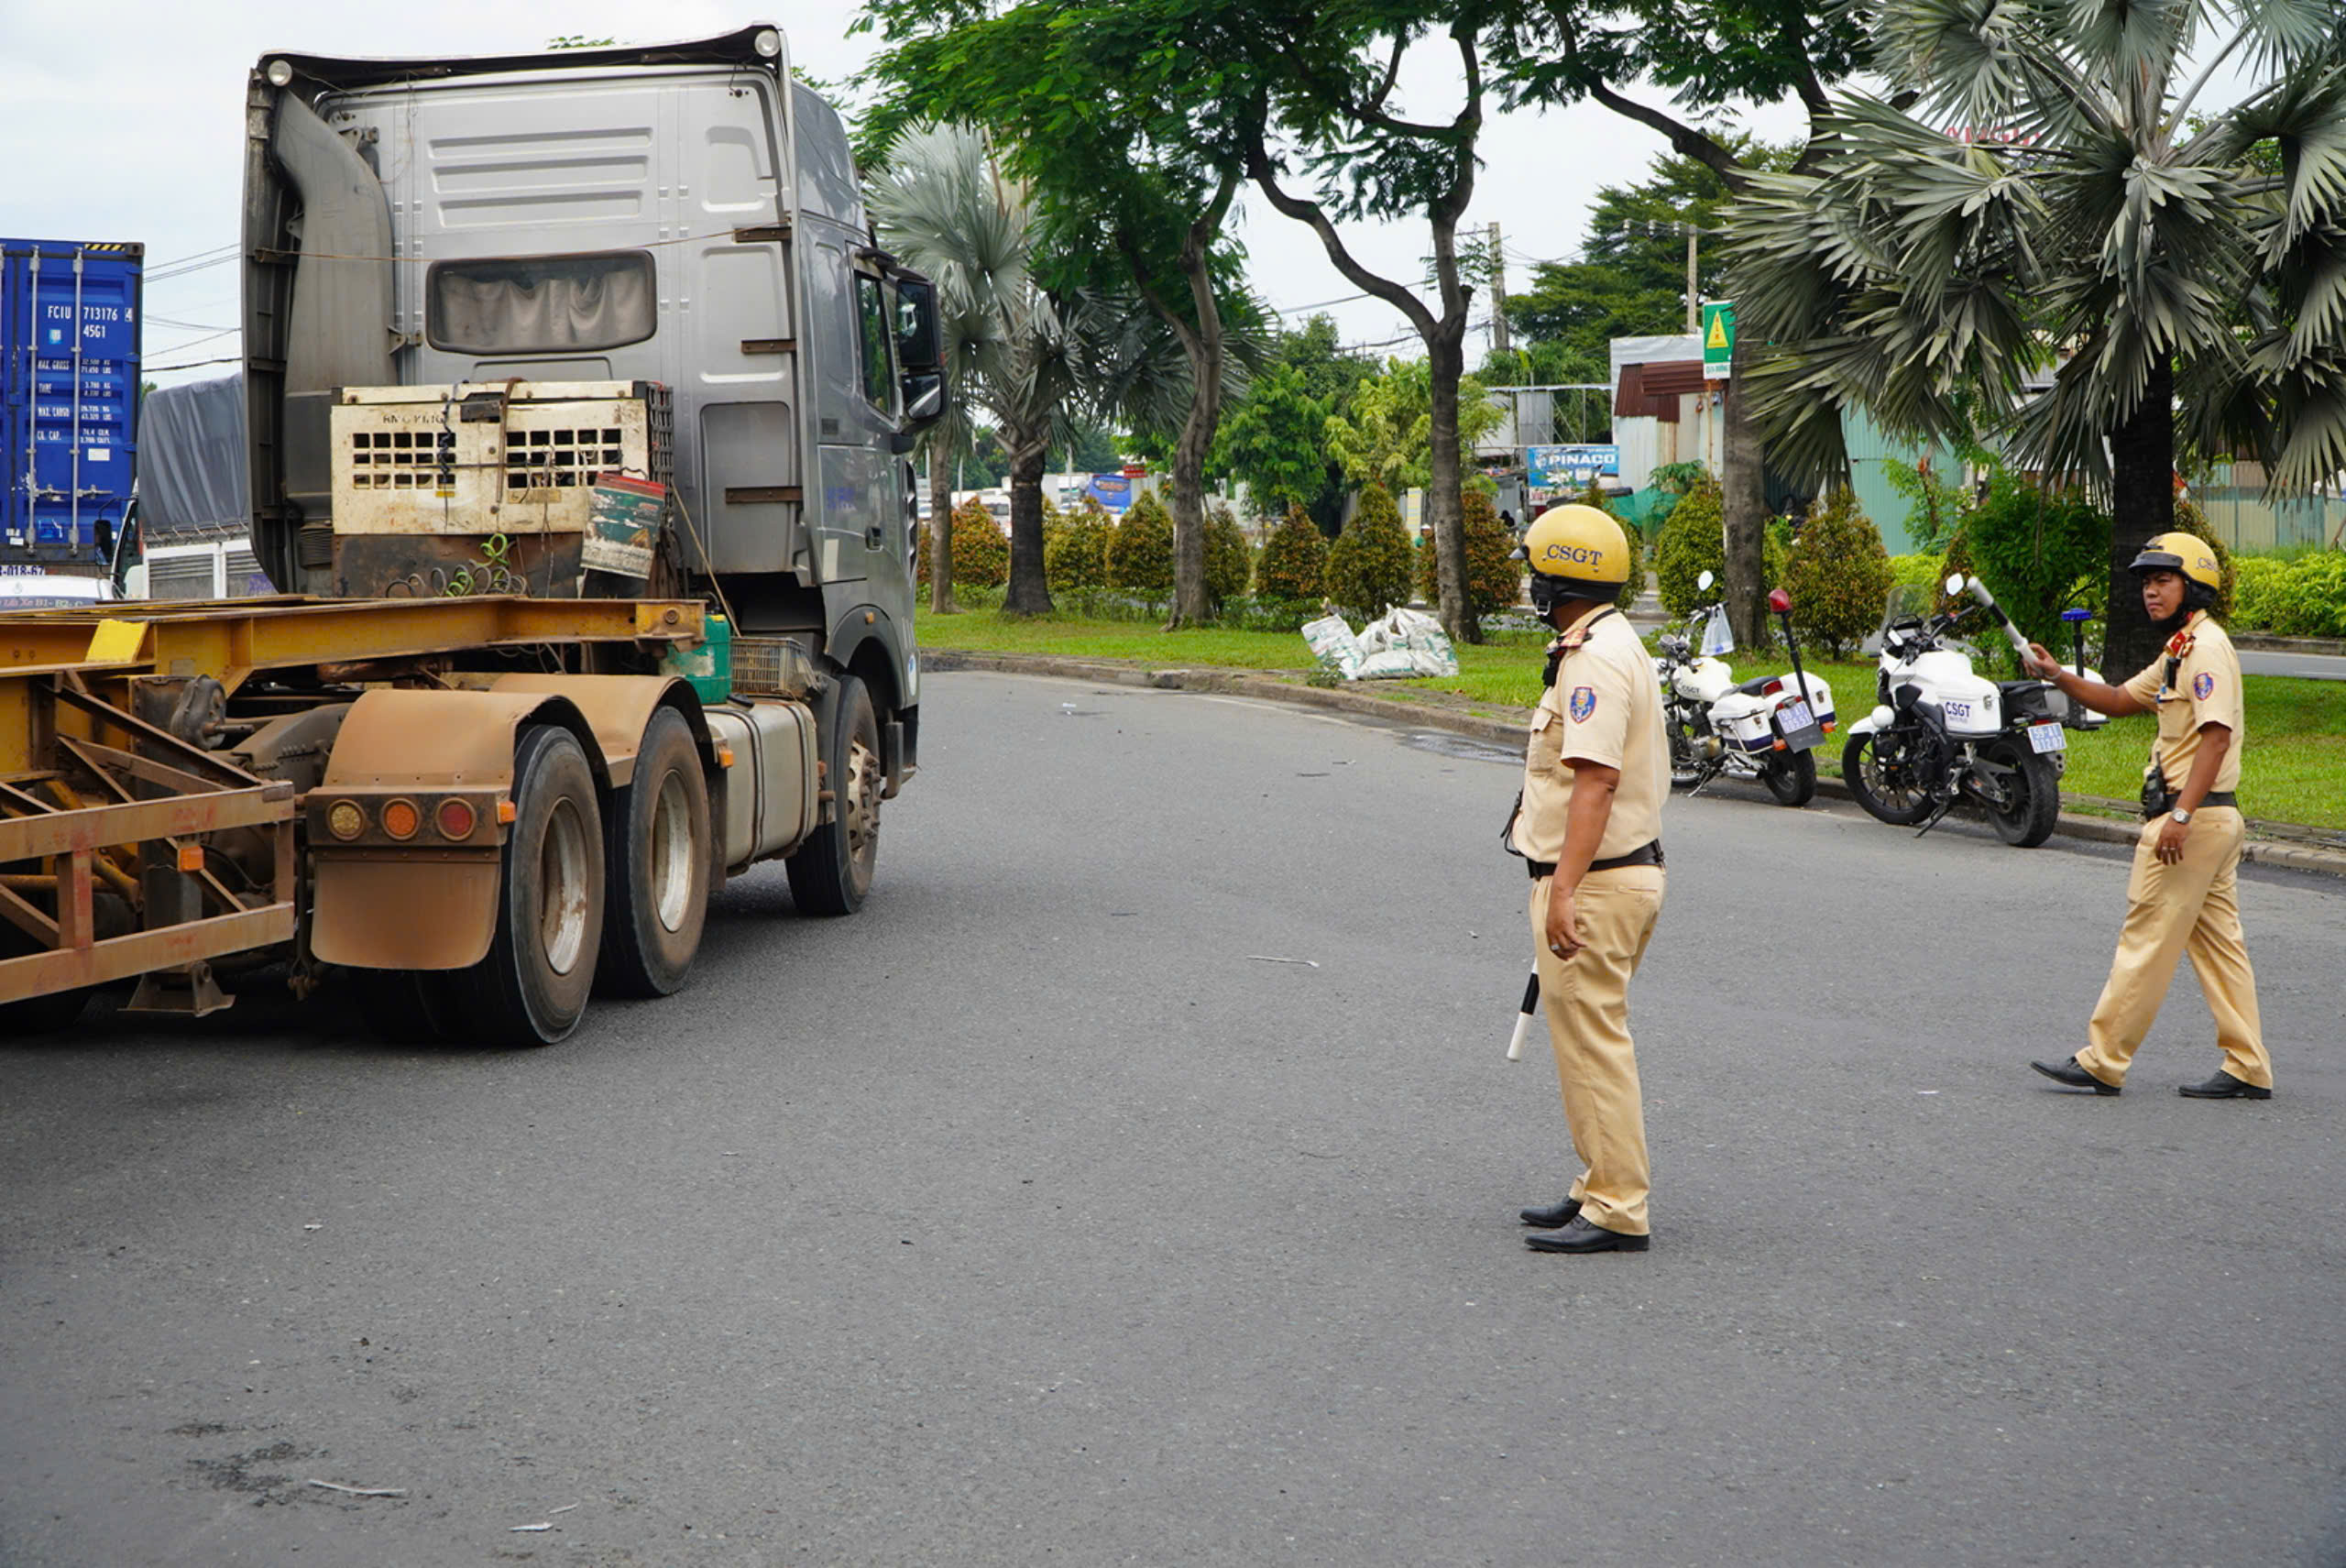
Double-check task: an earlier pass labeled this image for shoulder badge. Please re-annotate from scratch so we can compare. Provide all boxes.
[2193,671,2215,701]
[1569,685,1597,721]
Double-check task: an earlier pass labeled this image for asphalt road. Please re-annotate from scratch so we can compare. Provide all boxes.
[5,670,2341,1568]
[2240,648,2346,681]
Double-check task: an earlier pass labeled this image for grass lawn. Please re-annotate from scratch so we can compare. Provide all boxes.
[916,605,2346,831]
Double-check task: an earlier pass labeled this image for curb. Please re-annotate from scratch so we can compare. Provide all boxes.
[2233,632,2346,657]
[924,648,2346,880]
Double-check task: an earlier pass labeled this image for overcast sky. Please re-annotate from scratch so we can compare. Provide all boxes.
[3,1,1806,385]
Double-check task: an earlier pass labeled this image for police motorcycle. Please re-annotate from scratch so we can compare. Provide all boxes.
[1841,573,2107,848]
[1651,570,1836,806]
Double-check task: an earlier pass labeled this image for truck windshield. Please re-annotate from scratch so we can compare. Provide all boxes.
[427,251,656,354]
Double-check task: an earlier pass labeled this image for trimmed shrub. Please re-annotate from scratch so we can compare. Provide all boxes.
[939,497,1009,590]
[1783,486,1895,656]
[1107,491,1176,598]
[2230,555,2291,631]
[2254,551,2346,636]
[1326,483,1417,618]
[1652,476,1787,618]
[1415,489,1527,617]
[2169,495,2238,622]
[1204,504,1252,607]
[1255,503,1328,602]
[1046,495,1114,590]
[1947,468,2106,659]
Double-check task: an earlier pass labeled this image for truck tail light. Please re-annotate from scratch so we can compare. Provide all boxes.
[380,798,422,840]
[435,798,478,840]
[326,801,365,840]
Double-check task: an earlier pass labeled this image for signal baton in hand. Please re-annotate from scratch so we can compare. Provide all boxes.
[1505,971,1540,1060]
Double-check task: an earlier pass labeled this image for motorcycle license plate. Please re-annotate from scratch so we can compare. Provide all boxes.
[1777,699,1814,732]
[2028,721,2067,754]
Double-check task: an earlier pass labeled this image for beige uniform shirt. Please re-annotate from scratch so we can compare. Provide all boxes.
[1513,609,1669,865]
[2121,612,2245,793]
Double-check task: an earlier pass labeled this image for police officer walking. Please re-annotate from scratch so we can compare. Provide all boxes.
[1507,505,1670,1253]
[2023,532,2273,1100]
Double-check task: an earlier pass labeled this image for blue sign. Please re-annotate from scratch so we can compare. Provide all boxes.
[1085,473,1134,511]
[1527,444,1619,488]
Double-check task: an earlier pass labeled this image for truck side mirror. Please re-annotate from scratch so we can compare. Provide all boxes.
[894,278,941,372]
[901,371,945,431]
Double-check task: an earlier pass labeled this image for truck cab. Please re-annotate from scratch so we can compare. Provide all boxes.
[238,24,941,790]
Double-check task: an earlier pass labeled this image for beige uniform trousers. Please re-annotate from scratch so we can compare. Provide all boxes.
[2075,806,2270,1090]
[1529,866,1665,1235]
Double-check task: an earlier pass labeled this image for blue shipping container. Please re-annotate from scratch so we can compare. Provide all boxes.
[3,238,142,563]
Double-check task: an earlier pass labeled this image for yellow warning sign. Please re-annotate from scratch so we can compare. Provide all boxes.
[1701,300,1735,378]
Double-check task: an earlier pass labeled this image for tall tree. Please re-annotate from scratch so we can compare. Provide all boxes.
[1495,0,1867,645]
[1725,0,2346,672]
[1231,8,1496,641]
[867,123,1084,616]
[864,1,1259,627]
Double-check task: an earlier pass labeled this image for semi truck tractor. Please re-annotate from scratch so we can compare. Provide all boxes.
[0,25,942,1044]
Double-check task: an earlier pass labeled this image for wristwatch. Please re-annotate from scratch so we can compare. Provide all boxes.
[2169,808,2193,825]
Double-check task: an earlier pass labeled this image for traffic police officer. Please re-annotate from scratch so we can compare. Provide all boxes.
[2023,532,2273,1099]
[1507,505,1670,1253]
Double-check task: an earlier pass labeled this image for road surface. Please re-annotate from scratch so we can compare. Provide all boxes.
[4,671,2341,1566]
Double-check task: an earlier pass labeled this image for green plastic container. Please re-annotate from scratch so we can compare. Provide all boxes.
[661,611,732,704]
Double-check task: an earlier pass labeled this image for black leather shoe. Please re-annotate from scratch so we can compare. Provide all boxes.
[1518,1196,1582,1228]
[2179,1070,2272,1100]
[2031,1056,2120,1095]
[1524,1216,1649,1253]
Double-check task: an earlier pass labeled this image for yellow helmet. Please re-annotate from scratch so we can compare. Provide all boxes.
[2129,532,2221,595]
[1516,504,1631,610]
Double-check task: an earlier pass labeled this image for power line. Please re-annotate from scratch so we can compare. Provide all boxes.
[144,354,245,374]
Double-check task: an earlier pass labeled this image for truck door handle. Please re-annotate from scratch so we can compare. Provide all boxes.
[866,524,883,549]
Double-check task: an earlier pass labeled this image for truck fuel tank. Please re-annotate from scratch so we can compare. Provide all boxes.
[704,697,817,872]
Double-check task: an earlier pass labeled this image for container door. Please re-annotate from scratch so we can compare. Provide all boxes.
[6,244,139,563]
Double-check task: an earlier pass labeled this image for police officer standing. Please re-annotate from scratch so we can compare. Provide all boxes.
[1507,505,1670,1253]
[2023,532,2273,1100]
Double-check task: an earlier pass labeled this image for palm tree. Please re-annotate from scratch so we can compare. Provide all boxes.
[869,123,1085,615]
[1726,0,2346,671]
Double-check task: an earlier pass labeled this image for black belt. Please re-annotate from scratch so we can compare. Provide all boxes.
[1528,839,1664,879]
[2146,791,2236,818]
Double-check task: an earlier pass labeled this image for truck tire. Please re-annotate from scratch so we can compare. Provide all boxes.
[597,707,710,998]
[785,674,880,916]
[437,725,606,1046]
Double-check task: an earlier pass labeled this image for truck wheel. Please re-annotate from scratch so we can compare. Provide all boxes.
[785,674,880,916]
[438,725,606,1046]
[597,707,710,998]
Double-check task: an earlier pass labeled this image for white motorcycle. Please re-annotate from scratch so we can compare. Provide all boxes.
[1841,573,2106,847]
[1651,570,1836,807]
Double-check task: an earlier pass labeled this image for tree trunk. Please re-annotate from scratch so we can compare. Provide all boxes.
[926,442,958,614]
[1003,435,1054,616]
[1164,240,1225,630]
[1426,319,1477,643]
[1720,334,1770,649]
[2104,360,2176,677]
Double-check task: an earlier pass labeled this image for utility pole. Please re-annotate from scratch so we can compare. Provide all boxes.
[1685,228,1699,333]
[1488,221,1510,355]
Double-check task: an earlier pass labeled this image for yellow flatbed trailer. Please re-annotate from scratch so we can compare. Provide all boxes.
[0,594,795,1044]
